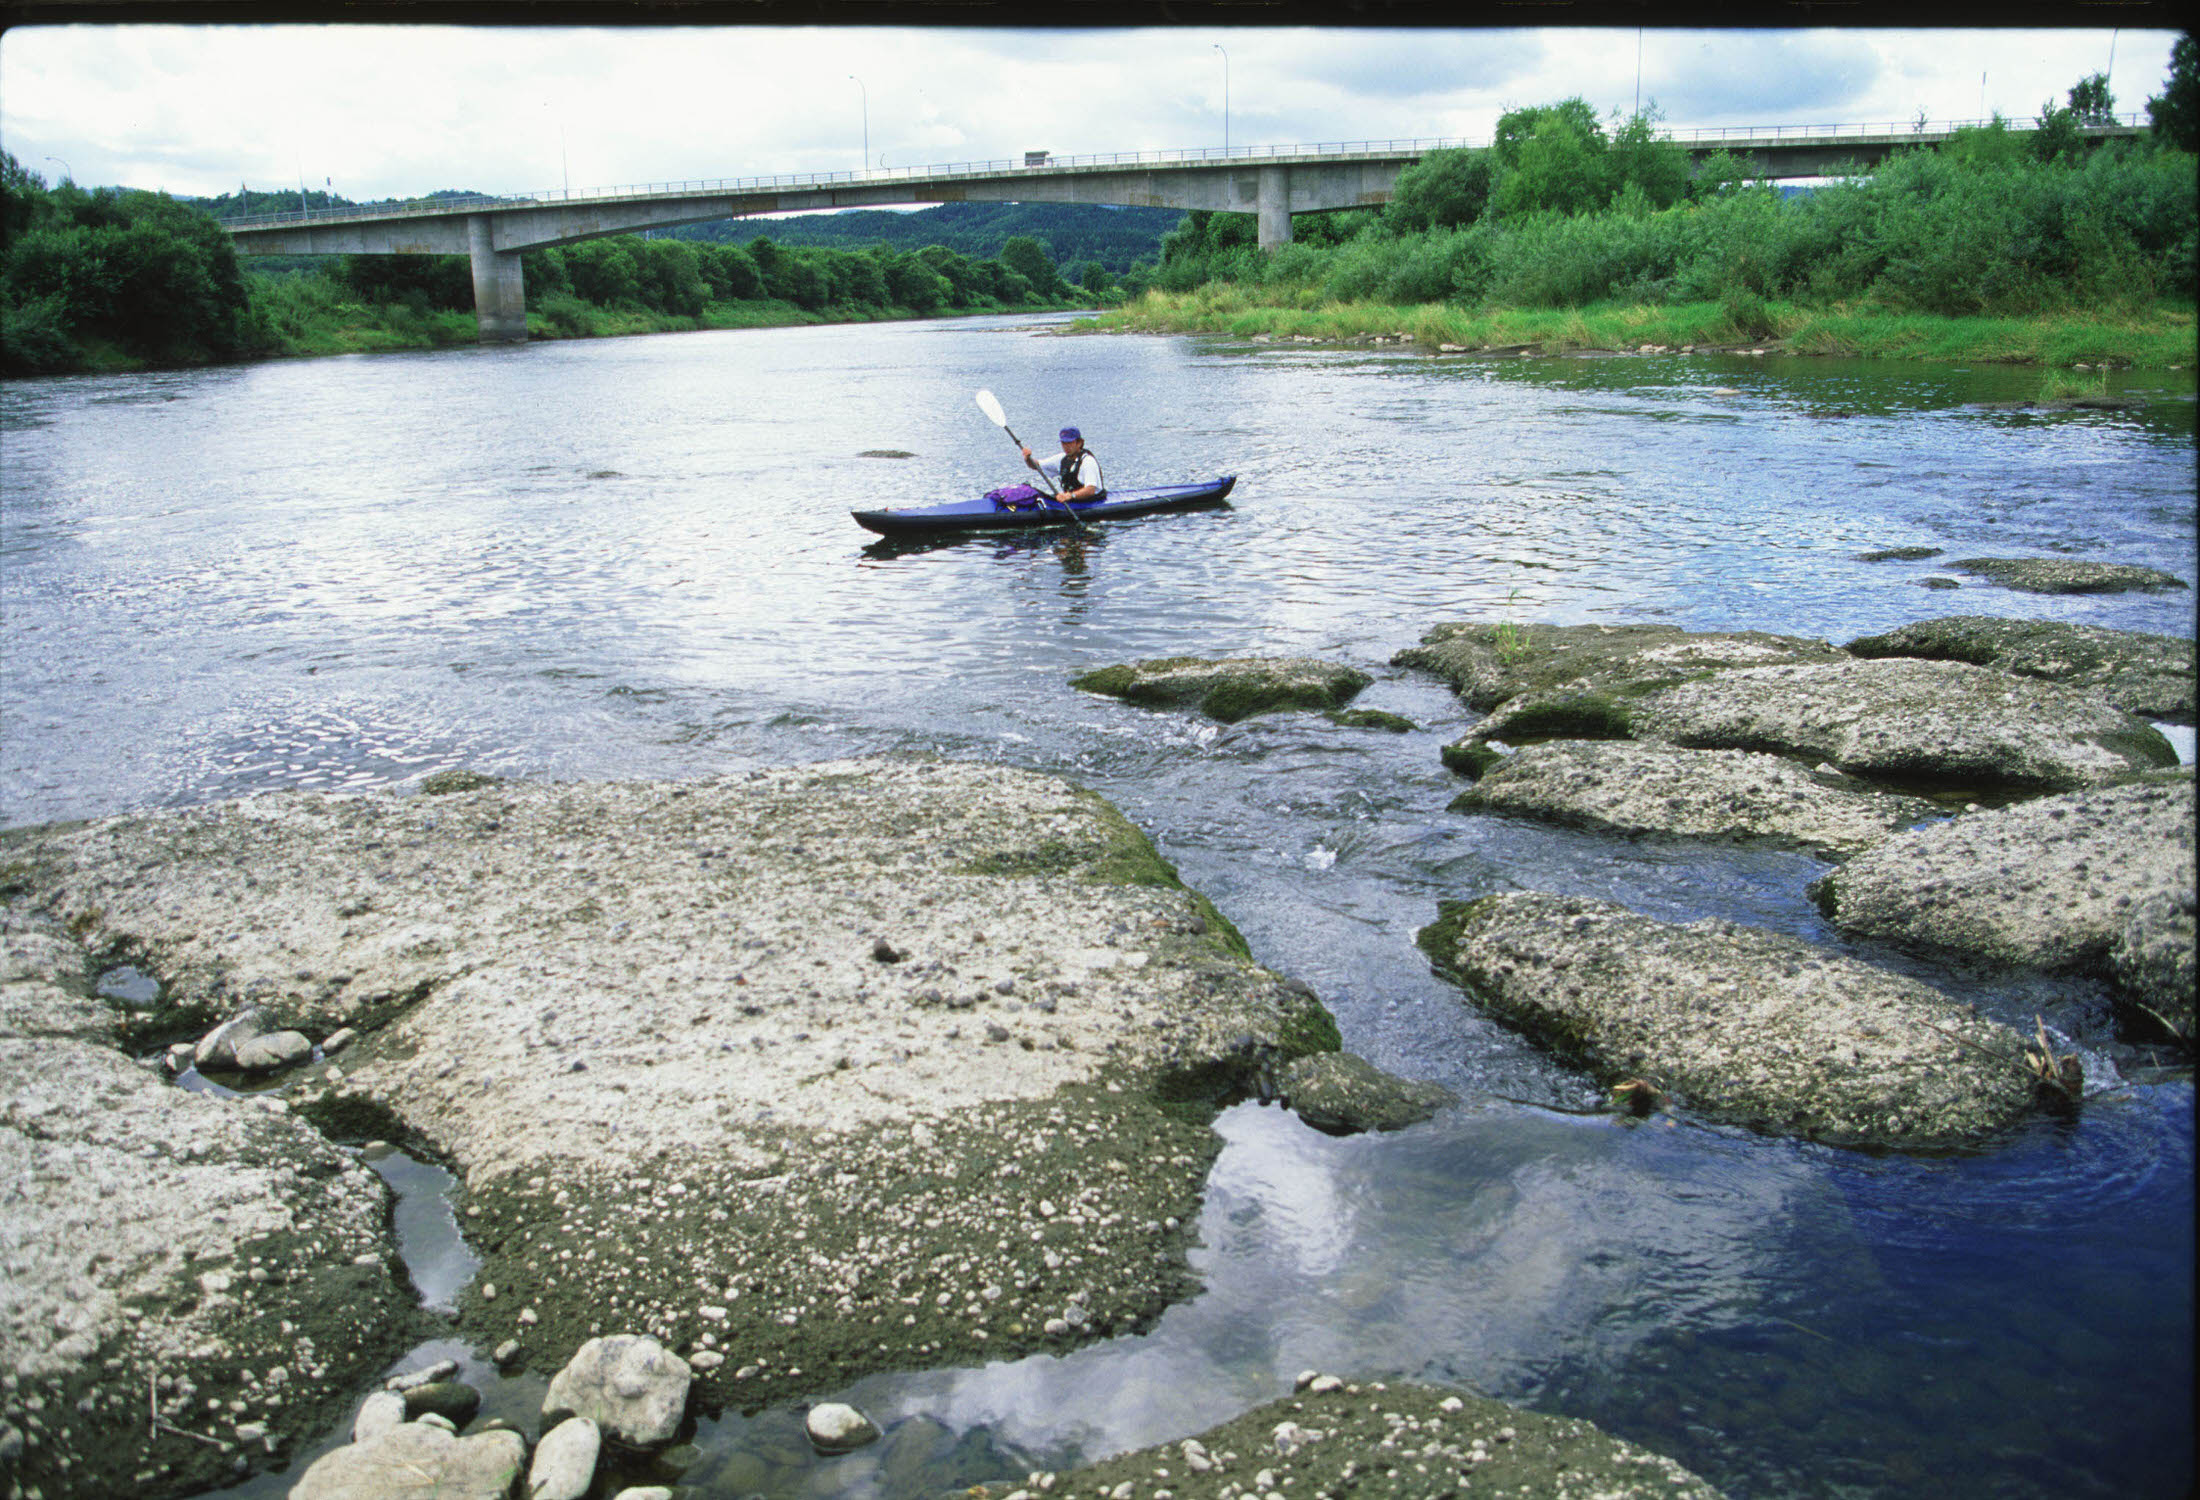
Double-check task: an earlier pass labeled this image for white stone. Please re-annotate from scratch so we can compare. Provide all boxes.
[805,1400,881,1454]
[290,1421,525,1500]
[542,1335,690,1449]
[527,1416,601,1500]
[351,1390,405,1443]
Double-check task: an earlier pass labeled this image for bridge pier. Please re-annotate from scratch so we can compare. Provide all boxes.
[467,215,528,343]
[1257,167,1293,251]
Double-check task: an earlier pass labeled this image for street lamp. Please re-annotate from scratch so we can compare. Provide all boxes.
[44,155,72,185]
[1213,44,1229,153]
[848,75,868,173]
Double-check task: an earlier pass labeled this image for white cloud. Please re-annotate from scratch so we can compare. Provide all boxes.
[0,24,2181,201]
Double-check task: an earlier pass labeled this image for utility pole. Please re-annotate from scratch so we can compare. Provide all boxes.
[1214,43,1230,153]
[848,76,869,173]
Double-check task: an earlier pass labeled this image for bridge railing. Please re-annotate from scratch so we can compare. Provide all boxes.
[222,112,2152,232]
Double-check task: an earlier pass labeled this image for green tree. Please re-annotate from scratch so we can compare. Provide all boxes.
[883,252,949,312]
[1605,109,1691,210]
[2031,100,2084,163]
[2149,33,2199,151]
[1492,98,1605,174]
[2069,72,2116,124]
[564,240,642,306]
[1492,114,1611,218]
[1081,260,1113,297]
[998,235,1068,297]
[1384,148,1493,232]
[1691,148,1763,199]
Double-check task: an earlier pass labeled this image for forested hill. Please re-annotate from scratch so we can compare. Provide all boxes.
[667,202,1181,274]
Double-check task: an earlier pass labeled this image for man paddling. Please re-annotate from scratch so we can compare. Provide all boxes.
[1021,427,1105,504]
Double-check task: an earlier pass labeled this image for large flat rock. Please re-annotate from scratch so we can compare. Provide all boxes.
[1054,1376,1724,1500]
[0,909,422,1500]
[1072,656,1371,722]
[1393,622,1842,712]
[1846,616,2196,724]
[1419,891,2040,1149]
[1449,741,1939,859]
[1463,658,2177,794]
[1814,772,2196,1039]
[3,762,1372,1414]
[1945,557,2189,594]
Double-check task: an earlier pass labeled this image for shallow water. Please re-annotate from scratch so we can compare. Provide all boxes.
[4,317,2193,1500]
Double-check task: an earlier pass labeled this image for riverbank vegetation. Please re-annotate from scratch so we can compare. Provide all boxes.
[1086,59,2199,368]
[0,153,1099,375]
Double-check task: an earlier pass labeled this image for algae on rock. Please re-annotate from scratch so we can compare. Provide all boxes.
[1072,656,1372,722]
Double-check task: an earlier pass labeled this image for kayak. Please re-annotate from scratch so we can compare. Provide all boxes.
[853,476,1236,537]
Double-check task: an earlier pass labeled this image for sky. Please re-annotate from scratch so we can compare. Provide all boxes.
[0,25,2181,203]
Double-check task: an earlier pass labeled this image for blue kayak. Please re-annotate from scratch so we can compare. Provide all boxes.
[853,476,1235,536]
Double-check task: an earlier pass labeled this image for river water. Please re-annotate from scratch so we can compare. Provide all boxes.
[3,316,2194,1500]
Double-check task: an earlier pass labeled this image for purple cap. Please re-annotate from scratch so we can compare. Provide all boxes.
[1059,427,1081,442]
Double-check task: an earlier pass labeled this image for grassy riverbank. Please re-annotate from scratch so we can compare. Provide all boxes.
[1079,286,2198,369]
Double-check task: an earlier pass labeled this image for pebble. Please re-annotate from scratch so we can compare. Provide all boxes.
[805,1401,881,1454]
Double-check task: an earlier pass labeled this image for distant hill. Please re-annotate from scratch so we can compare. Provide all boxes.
[666,201,1183,274]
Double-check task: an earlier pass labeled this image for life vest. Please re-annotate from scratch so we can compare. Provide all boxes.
[1059,446,1103,499]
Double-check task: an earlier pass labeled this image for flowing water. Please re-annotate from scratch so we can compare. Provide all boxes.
[3,316,2193,1500]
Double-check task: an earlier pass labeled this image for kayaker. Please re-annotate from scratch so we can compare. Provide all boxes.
[1021,427,1105,503]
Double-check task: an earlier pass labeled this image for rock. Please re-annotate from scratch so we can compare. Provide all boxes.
[1846,616,2196,723]
[420,768,501,795]
[1271,1052,1455,1135]
[806,1400,882,1453]
[1419,891,2039,1149]
[1061,1380,1721,1500]
[232,1028,313,1072]
[1461,657,2176,795]
[290,1420,527,1500]
[352,1390,406,1443]
[4,762,1345,1408]
[193,1004,274,1069]
[2113,888,2197,1042]
[321,1025,358,1055]
[542,1335,691,1449]
[388,1360,459,1392]
[1393,621,1842,713]
[858,449,916,459]
[1448,741,1940,859]
[612,1490,676,1500]
[1855,546,1944,562]
[1813,773,2196,1035]
[528,1415,602,1500]
[401,1379,482,1427]
[1324,708,1417,732]
[1945,557,2188,594]
[1071,656,1372,722]
[0,908,115,1044]
[1918,577,1962,589]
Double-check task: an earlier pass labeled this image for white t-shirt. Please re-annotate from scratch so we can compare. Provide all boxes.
[1037,449,1103,494]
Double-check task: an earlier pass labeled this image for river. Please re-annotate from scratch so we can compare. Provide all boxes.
[2,315,2193,1499]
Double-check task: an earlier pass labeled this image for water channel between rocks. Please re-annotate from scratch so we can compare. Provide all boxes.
[5,314,2195,1500]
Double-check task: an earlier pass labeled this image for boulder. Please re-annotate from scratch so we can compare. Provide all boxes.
[1845,615,2196,723]
[352,1390,406,1443]
[1393,621,1842,712]
[1419,891,2039,1149]
[2113,889,2197,1042]
[528,1415,602,1500]
[1855,546,1943,562]
[1813,773,2196,1037]
[1071,656,1371,722]
[1064,1378,1723,1500]
[400,1379,481,1428]
[1448,741,1939,859]
[1945,557,2188,594]
[1462,658,2176,794]
[805,1401,882,1454]
[0,907,115,1044]
[193,1004,274,1069]
[5,762,1350,1410]
[232,1028,313,1073]
[289,1420,527,1500]
[542,1335,692,1449]
[1271,1051,1456,1135]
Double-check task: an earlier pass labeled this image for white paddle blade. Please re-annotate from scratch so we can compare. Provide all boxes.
[975,389,1008,428]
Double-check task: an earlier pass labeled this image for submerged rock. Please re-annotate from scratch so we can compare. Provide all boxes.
[0,913,421,1500]
[290,1420,527,1500]
[1072,656,1371,722]
[1855,545,1944,562]
[543,1335,691,1449]
[1462,657,2176,794]
[1392,621,1842,712]
[1813,772,2196,1039]
[1846,615,2196,723]
[1448,741,1939,859]
[1063,1377,1724,1500]
[1271,1051,1457,1135]
[805,1401,882,1454]
[4,762,1374,1417]
[1419,891,2039,1149]
[1945,557,2189,594]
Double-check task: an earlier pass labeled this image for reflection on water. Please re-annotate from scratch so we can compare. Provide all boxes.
[3,320,2193,1500]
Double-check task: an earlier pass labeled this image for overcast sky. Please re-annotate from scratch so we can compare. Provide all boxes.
[0,25,2180,202]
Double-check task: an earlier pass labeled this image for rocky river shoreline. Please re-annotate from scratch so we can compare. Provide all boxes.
[1,604,2190,1500]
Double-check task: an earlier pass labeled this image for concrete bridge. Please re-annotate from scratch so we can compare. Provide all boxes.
[225,115,2147,343]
